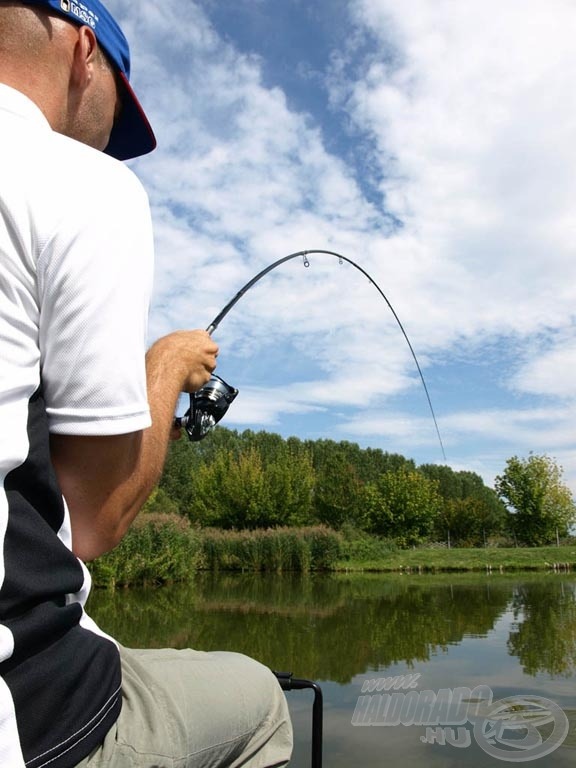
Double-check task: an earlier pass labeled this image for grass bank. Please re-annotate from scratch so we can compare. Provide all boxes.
[336,530,576,572]
[337,546,576,573]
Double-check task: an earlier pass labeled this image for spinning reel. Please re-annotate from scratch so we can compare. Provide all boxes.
[174,374,238,442]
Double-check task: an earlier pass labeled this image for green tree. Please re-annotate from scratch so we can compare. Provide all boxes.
[189,442,315,529]
[263,440,315,527]
[141,486,181,517]
[364,468,442,546]
[314,456,364,529]
[308,440,366,529]
[495,454,576,545]
[420,465,507,546]
[419,464,462,500]
[435,497,506,547]
[190,447,271,528]
[159,426,243,514]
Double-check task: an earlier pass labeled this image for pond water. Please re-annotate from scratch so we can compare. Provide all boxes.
[87,572,576,767]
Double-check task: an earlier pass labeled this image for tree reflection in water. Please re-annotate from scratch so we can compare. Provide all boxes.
[87,572,576,683]
[508,580,576,677]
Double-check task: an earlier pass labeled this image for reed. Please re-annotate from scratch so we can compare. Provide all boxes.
[89,521,343,587]
[196,526,342,574]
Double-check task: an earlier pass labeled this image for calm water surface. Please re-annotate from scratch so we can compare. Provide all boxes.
[87,573,576,767]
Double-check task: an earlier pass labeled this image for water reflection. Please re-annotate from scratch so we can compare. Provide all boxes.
[508,580,576,677]
[87,572,576,683]
[88,573,576,766]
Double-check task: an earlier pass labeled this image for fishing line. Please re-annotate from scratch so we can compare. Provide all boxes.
[178,249,446,461]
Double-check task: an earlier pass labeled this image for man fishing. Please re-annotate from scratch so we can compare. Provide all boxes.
[0,1,292,765]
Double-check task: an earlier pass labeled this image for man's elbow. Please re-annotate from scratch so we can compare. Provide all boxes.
[71,514,132,562]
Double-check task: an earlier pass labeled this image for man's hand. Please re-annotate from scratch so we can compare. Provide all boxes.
[146,329,219,395]
[148,330,219,442]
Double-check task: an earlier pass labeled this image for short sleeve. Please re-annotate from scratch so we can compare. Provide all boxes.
[37,161,154,436]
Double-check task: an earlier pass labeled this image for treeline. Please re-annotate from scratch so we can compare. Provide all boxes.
[150,427,507,548]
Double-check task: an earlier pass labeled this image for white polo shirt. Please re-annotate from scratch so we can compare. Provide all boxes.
[0,84,154,768]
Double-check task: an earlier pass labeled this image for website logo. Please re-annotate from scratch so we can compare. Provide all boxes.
[352,676,569,762]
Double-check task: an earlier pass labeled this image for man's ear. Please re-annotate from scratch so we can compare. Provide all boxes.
[70,24,98,89]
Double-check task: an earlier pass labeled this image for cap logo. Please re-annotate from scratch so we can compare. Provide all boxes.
[60,0,98,29]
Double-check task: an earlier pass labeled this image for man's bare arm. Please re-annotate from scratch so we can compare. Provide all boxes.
[49,330,218,562]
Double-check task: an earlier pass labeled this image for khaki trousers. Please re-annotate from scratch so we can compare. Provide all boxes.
[75,646,293,768]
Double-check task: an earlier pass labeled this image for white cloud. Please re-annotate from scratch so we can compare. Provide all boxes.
[442,406,576,448]
[343,0,576,334]
[510,337,576,399]
[221,385,326,428]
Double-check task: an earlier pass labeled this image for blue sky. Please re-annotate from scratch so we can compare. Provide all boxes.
[110,0,576,493]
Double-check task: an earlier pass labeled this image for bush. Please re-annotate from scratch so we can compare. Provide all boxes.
[338,527,399,562]
[89,513,201,589]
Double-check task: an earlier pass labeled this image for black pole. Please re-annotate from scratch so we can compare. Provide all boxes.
[274,671,323,768]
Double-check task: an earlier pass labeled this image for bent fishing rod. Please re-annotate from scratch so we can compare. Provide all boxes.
[175,249,446,461]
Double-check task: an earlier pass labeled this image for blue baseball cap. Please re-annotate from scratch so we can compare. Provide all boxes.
[21,0,156,160]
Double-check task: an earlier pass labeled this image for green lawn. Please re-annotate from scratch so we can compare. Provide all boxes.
[336,545,576,573]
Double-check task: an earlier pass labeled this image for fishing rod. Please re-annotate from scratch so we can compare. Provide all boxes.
[174,249,445,768]
[175,249,446,461]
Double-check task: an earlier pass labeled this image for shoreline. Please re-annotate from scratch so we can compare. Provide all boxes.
[335,546,576,574]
